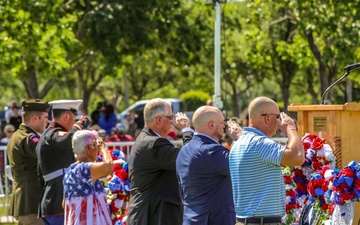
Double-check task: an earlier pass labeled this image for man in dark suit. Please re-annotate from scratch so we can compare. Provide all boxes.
[127,98,194,225]
[176,106,242,225]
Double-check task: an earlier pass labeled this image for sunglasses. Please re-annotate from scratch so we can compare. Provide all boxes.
[261,113,280,119]
[162,114,174,120]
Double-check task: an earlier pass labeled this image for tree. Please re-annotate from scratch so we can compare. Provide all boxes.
[292,0,360,103]
[0,0,77,98]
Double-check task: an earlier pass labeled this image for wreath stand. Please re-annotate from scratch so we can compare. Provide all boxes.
[288,103,360,225]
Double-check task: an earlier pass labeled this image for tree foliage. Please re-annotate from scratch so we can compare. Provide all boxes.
[0,0,77,98]
[1,0,360,118]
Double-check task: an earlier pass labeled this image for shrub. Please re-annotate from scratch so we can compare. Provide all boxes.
[180,90,211,111]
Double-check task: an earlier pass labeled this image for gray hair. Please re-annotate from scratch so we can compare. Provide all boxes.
[72,130,99,158]
[4,124,15,133]
[143,98,171,124]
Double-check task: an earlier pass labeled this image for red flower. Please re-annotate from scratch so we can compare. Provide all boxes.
[293,168,306,178]
[321,203,329,211]
[319,166,331,176]
[285,203,299,213]
[321,180,329,191]
[339,168,354,178]
[296,182,308,191]
[342,190,355,200]
[312,137,325,150]
[329,202,336,215]
[312,161,323,171]
[117,194,125,200]
[111,201,120,214]
[113,163,121,172]
[114,168,128,181]
[308,182,316,197]
[283,175,293,183]
[355,178,360,190]
[286,189,296,197]
[303,142,311,150]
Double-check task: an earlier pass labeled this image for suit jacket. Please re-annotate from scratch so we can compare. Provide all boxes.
[6,124,42,216]
[127,126,193,225]
[176,134,236,225]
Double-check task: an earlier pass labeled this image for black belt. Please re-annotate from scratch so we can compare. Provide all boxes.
[237,217,282,224]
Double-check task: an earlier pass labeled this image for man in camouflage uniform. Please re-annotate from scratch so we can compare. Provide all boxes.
[7,99,50,225]
[36,100,90,225]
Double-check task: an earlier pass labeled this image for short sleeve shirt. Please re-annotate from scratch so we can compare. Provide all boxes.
[229,127,286,217]
[63,162,112,225]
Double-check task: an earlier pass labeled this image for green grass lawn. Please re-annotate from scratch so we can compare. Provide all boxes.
[0,197,16,224]
[0,195,10,215]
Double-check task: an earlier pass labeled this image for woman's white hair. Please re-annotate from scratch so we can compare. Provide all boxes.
[72,130,99,158]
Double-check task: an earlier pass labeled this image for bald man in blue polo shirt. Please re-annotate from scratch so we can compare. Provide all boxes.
[230,96,304,225]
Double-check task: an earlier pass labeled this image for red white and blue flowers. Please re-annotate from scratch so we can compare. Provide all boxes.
[98,148,130,225]
[282,133,336,224]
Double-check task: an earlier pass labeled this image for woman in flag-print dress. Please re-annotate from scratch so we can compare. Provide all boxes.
[63,130,117,225]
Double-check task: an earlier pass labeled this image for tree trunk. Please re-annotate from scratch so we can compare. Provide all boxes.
[23,69,39,98]
[23,69,57,99]
[305,30,329,101]
[305,68,319,104]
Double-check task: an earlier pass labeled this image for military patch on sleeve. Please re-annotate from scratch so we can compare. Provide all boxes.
[29,134,39,143]
[57,131,67,137]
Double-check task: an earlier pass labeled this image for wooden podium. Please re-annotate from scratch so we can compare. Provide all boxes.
[288,103,360,225]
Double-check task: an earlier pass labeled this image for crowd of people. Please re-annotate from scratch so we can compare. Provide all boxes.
[1,96,306,225]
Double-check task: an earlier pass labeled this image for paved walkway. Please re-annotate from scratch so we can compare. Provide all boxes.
[0,215,15,224]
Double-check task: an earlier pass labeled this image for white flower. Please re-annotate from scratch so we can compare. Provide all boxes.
[306,149,315,160]
[285,184,295,190]
[293,208,302,220]
[316,148,325,157]
[114,199,123,208]
[285,196,292,204]
[324,169,334,181]
[298,195,308,207]
[330,192,336,202]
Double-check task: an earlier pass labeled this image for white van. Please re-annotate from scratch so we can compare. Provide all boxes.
[117,98,185,122]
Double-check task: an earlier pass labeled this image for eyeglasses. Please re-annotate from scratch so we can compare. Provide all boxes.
[261,113,280,119]
[162,114,174,120]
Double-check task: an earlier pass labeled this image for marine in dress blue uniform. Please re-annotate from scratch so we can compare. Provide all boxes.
[36,100,90,225]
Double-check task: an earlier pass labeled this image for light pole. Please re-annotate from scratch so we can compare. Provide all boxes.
[207,0,242,109]
[213,0,223,109]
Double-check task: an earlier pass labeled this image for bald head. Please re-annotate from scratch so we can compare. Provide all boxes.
[192,106,224,139]
[248,97,278,119]
[247,96,280,137]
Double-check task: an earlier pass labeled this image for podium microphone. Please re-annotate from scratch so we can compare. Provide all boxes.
[321,62,360,104]
[344,63,360,72]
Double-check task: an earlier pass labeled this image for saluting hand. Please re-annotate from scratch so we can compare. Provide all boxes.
[226,119,242,140]
[278,112,297,135]
[172,112,190,131]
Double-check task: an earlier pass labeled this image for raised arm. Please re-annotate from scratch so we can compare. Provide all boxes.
[279,112,305,166]
[90,139,114,180]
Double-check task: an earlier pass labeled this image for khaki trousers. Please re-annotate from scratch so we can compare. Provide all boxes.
[16,214,44,225]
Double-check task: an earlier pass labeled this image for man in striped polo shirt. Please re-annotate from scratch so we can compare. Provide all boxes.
[229,96,304,225]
